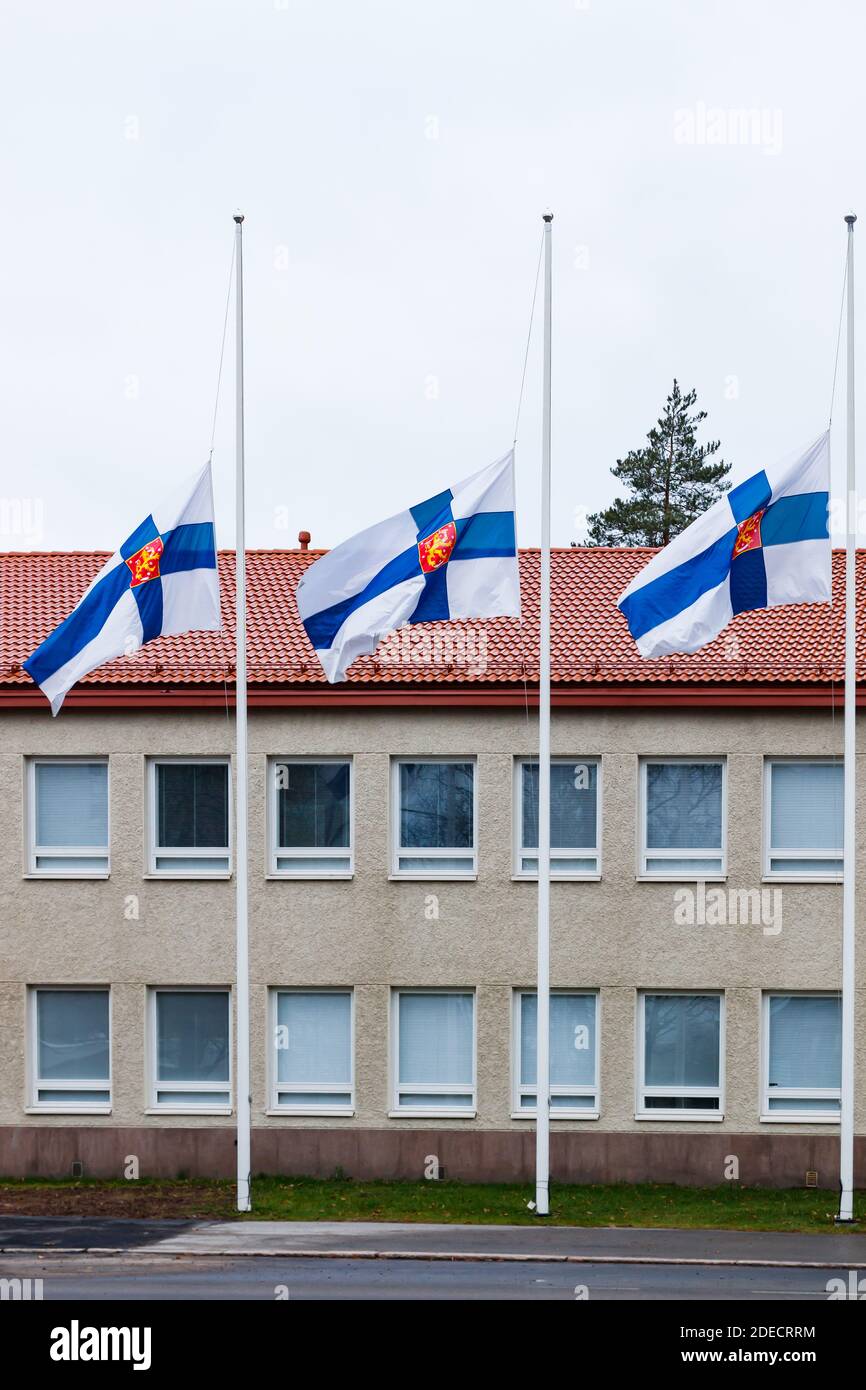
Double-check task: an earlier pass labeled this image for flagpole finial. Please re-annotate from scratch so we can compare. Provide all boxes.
[233,211,245,224]
[844,213,857,226]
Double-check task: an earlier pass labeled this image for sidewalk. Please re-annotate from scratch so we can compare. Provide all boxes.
[2,1216,865,1267]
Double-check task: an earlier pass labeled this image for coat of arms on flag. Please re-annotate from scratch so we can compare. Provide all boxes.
[125,538,165,587]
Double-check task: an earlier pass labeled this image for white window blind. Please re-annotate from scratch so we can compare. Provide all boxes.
[518,992,598,1112]
[765,994,841,1115]
[274,991,352,1111]
[33,762,108,872]
[395,992,474,1109]
[768,762,843,876]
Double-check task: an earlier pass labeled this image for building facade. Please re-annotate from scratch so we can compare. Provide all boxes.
[0,546,862,1186]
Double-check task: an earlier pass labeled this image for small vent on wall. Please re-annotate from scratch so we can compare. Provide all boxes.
[71,1160,84,1179]
[805,1169,818,1188]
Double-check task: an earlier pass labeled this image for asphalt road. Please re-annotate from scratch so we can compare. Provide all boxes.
[5,1215,865,1264]
[0,1252,851,1300]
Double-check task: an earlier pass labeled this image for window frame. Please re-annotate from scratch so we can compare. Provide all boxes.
[147,986,232,1115]
[146,757,232,879]
[638,756,727,880]
[636,990,725,1121]
[760,991,841,1123]
[390,988,477,1117]
[26,757,110,879]
[267,987,355,1116]
[268,756,354,880]
[762,757,843,883]
[511,988,600,1119]
[27,985,112,1114]
[512,757,601,880]
[390,756,478,880]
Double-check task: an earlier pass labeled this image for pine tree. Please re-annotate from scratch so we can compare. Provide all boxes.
[583,380,730,547]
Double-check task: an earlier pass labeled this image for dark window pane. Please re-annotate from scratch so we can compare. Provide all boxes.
[277,763,350,849]
[37,990,109,1081]
[157,992,229,1083]
[522,762,598,849]
[400,763,473,849]
[643,1096,720,1110]
[646,763,722,850]
[157,764,228,849]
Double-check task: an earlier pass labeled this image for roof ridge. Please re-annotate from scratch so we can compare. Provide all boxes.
[1,546,864,558]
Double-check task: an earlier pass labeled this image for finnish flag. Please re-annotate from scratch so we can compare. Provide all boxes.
[618,432,831,657]
[297,451,520,682]
[24,461,221,714]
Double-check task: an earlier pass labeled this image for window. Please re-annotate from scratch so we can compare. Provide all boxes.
[638,992,723,1117]
[270,990,353,1113]
[516,759,600,877]
[29,988,111,1111]
[514,991,599,1116]
[148,759,230,875]
[762,993,841,1120]
[765,760,843,878]
[28,759,109,875]
[149,989,230,1110]
[640,758,725,877]
[392,990,475,1114]
[270,759,352,876]
[392,759,476,876]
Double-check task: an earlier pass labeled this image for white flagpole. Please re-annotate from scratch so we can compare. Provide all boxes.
[839,211,857,1223]
[234,212,252,1214]
[535,211,553,1216]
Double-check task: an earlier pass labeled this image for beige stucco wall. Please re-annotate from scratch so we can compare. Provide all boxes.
[1,703,863,1144]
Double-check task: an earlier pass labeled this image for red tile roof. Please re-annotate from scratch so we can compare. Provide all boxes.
[0,548,859,705]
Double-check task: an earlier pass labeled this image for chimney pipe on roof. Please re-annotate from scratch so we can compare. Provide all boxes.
[298,531,311,551]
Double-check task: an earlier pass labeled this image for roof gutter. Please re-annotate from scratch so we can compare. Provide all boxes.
[0,682,860,711]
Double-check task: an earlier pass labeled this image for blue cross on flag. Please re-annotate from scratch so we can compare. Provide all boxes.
[24,461,221,713]
[297,452,520,681]
[618,432,832,657]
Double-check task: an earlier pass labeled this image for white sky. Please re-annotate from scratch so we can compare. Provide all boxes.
[1,0,863,552]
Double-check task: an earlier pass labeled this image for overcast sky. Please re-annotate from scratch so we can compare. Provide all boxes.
[1,0,863,553]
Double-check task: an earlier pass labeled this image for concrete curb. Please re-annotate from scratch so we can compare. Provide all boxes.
[2,1244,865,1270]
